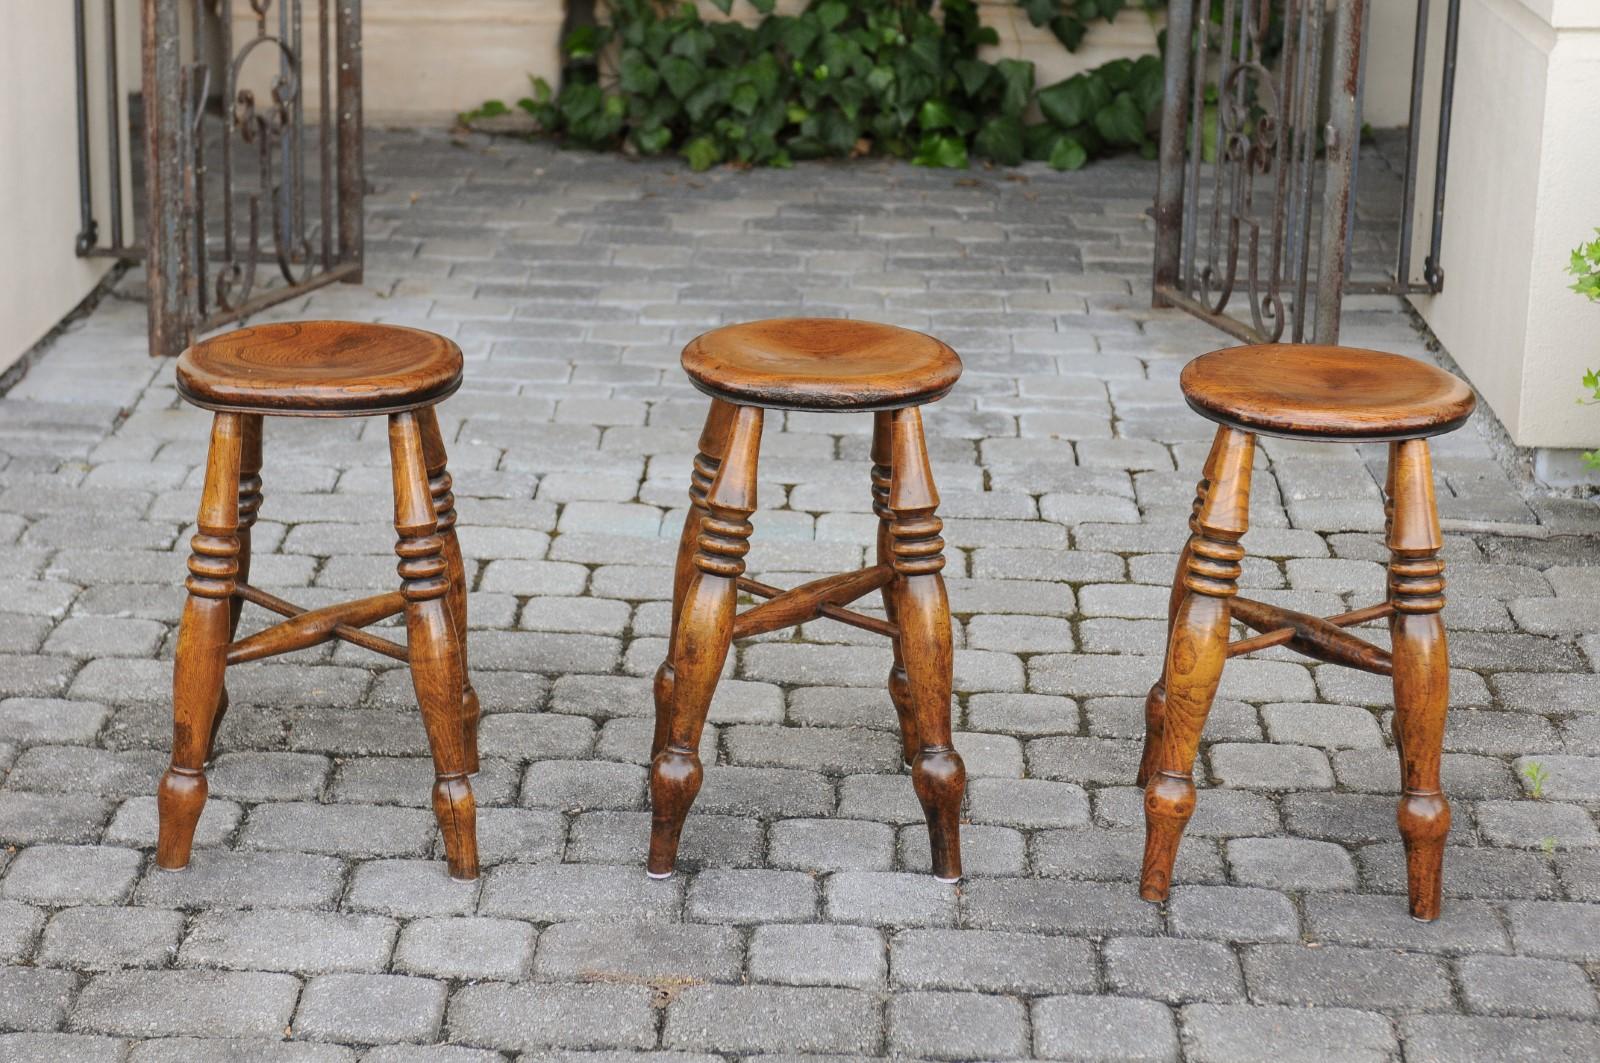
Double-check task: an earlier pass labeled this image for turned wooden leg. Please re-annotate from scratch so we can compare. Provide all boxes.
[873,411,917,765]
[655,399,738,762]
[158,413,246,870]
[1141,428,1254,901]
[1139,430,1227,788]
[391,410,478,881]
[1388,439,1451,921]
[418,407,479,775]
[205,414,262,765]
[887,407,965,882]
[648,404,761,878]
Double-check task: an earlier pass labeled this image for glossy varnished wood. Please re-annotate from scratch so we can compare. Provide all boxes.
[681,318,962,412]
[1142,349,1463,920]
[649,321,965,881]
[1181,344,1476,440]
[176,320,463,416]
[159,321,479,882]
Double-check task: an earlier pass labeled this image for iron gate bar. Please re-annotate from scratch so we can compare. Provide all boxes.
[1153,0,1459,344]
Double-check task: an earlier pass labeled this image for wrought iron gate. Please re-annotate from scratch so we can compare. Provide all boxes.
[1151,0,1459,345]
[74,0,365,357]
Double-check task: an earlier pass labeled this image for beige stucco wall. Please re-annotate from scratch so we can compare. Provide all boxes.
[0,4,137,373]
[1388,0,1600,449]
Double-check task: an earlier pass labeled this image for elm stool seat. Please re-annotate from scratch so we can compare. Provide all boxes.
[651,318,967,881]
[159,321,481,881]
[1140,343,1476,921]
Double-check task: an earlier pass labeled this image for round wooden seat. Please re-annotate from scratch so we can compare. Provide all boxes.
[681,318,962,412]
[1180,344,1475,440]
[176,321,463,416]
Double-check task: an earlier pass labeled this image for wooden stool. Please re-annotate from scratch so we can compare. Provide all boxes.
[1140,344,1476,920]
[650,318,968,881]
[158,321,480,881]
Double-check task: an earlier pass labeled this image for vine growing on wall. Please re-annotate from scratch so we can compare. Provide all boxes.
[463,0,1163,172]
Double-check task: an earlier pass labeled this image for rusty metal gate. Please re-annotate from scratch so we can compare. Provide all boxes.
[1151,0,1459,345]
[73,0,365,357]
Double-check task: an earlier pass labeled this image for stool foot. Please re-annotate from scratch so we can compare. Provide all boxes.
[648,747,703,877]
[913,748,965,882]
[155,768,209,871]
[1139,771,1196,901]
[434,776,479,881]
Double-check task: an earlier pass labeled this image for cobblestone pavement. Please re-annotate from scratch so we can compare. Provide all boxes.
[1,129,1598,1062]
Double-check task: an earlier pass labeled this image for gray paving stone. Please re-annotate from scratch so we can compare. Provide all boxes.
[1303,894,1509,953]
[748,923,886,989]
[1032,995,1179,1062]
[0,791,113,845]
[136,850,347,911]
[128,1039,355,1062]
[179,909,396,974]
[0,966,76,1031]
[69,970,299,1038]
[1457,954,1599,1019]
[663,985,880,1055]
[0,844,141,906]
[447,983,657,1052]
[769,818,895,873]
[1167,885,1300,943]
[392,916,534,982]
[1242,943,1453,1011]
[1181,1003,1396,1063]
[1103,936,1245,1004]
[37,905,183,971]
[535,920,741,982]
[478,863,681,923]
[0,699,110,746]
[0,1033,124,1063]
[239,802,437,859]
[1400,1015,1600,1063]
[295,974,446,1045]
[963,878,1162,935]
[684,868,818,924]
[1224,837,1359,891]
[889,990,1029,1060]
[892,928,1094,994]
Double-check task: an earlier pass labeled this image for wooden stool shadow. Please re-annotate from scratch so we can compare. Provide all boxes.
[159,321,480,881]
[1140,343,1476,921]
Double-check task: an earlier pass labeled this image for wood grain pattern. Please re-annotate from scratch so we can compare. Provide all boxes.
[1388,439,1451,921]
[888,406,965,882]
[157,412,244,870]
[1227,597,1394,674]
[176,320,463,416]
[419,407,480,776]
[1180,344,1475,440]
[654,400,737,762]
[390,410,478,881]
[1140,427,1254,902]
[205,413,262,764]
[875,411,918,766]
[648,404,762,878]
[681,318,962,412]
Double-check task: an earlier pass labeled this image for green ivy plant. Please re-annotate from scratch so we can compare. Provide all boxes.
[1569,228,1600,469]
[463,0,1163,173]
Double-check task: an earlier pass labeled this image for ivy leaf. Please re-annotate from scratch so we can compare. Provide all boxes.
[660,56,703,100]
[707,0,734,13]
[995,59,1035,118]
[780,15,820,57]
[682,135,722,171]
[817,0,849,32]
[919,99,958,131]
[1048,134,1088,170]
[619,52,661,96]
[1037,76,1107,129]
[912,132,968,169]
[633,124,673,154]
[730,82,762,116]
[1019,0,1057,27]
[974,114,1025,165]
[563,24,604,60]
[954,59,993,99]
[1093,91,1146,145]
[1049,15,1087,51]
[747,0,777,12]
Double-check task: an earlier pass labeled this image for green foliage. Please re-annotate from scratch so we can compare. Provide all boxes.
[461,0,1165,173]
[1568,229,1600,469]
[1521,760,1550,800]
